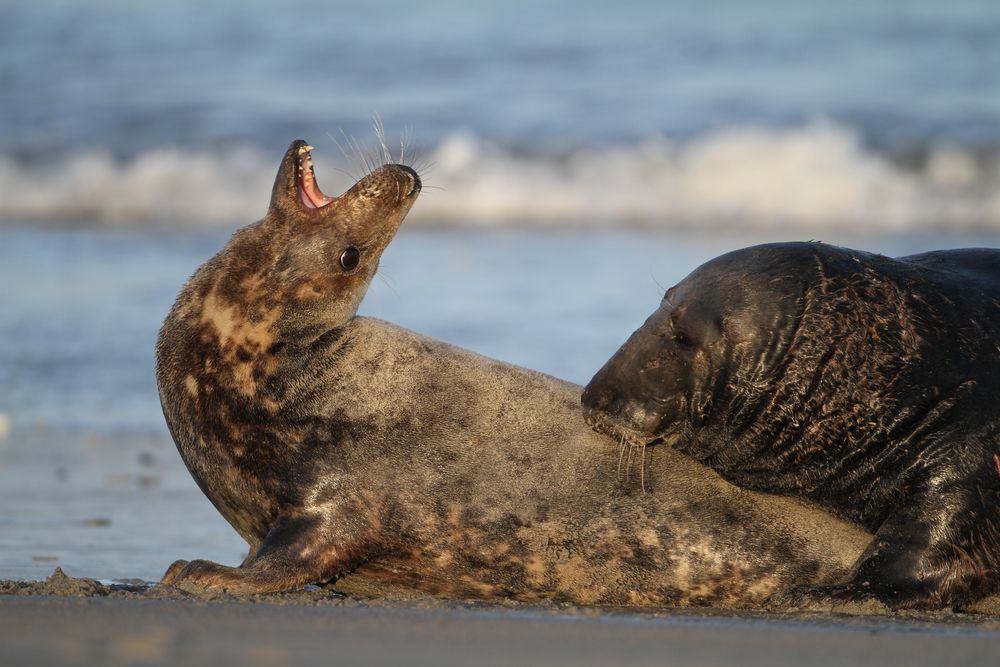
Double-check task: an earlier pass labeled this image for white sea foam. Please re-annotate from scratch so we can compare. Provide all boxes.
[3,122,999,232]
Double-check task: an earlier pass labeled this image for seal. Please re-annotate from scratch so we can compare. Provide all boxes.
[583,241,1000,609]
[155,146,870,605]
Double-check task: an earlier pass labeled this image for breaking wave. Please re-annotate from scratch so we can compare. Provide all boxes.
[3,122,1000,232]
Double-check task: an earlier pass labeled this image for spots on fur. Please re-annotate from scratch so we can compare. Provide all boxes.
[198,284,282,398]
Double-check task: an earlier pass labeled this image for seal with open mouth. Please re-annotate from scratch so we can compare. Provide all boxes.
[583,242,1000,610]
[154,146,870,605]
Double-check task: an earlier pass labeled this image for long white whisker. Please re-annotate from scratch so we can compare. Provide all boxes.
[640,442,647,492]
[617,434,627,482]
[323,122,423,183]
[377,271,400,297]
[625,441,637,482]
[373,114,392,166]
[399,124,413,165]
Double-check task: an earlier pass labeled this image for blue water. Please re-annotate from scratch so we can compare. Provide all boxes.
[2,2,1000,581]
[5,0,999,154]
[2,1,999,228]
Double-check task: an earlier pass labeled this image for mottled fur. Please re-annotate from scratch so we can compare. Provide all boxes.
[156,146,870,606]
[584,242,1000,609]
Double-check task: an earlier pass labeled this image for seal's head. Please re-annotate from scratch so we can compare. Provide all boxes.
[582,244,811,444]
[157,139,420,414]
[187,139,420,343]
[255,139,422,336]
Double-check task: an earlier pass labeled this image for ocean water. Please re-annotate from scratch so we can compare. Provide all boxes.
[2,0,1000,230]
[1,1,999,582]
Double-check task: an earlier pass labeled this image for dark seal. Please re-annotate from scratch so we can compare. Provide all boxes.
[155,149,870,605]
[583,241,1000,610]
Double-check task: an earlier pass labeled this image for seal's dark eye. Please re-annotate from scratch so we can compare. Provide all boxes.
[339,246,360,271]
[673,331,695,348]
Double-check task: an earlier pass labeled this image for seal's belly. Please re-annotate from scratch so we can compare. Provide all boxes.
[330,514,819,607]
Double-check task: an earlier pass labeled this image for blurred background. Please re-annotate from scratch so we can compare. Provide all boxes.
[1,0,999,582]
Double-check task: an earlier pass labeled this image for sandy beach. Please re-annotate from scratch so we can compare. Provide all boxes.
[3,570,1000,667]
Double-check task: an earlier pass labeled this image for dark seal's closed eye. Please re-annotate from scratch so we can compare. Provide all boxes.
[672,331,695,348]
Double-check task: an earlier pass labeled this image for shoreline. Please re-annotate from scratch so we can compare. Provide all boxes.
[5,566,1000,621]
[3,570,1000,667]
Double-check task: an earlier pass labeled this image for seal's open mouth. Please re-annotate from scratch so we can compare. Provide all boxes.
[296,144,335,209]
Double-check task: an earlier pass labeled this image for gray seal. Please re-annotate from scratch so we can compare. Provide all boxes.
[155,144,869,606]
[583,241,1000,609]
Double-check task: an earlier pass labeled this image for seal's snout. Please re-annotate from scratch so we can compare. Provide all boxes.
[582,383,664,448]
[581,384,612,423]
[368,163,420,200]
[584,362,667,437]
[582,380,632,429]
[394,164,421,198]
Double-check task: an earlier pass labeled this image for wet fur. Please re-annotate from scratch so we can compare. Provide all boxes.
[155,147,871,606]
[584,242,1000,609]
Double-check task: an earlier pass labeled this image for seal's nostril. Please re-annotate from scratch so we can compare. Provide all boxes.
[582,386,612,414]
[395,164,421,196]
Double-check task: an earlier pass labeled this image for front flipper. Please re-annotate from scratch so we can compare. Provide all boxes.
[160,512,375,595]
[772,480,1000,611]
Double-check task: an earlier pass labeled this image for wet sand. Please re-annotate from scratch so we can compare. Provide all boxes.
[3,570,1000,667]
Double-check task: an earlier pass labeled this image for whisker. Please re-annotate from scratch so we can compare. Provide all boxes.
[410,157,437,176]
[345,131,376,176]
[372,113,393,166]
[335,130,372,177]
[328,130,350,159]
[325,122,426,184]
[331,166,359,182]
[377,271,400,297]
[399,124,413,165]
[625,441,637,482]
[327,130,364,179]
[650,270,668,295]
[640,441,647,492]
[617,433,628,482]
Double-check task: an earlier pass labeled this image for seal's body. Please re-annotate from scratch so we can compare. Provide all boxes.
[583,242,1000,609]
[156,145,869,605]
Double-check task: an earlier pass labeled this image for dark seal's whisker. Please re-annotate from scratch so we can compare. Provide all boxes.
[640,441,647,492]
[617,434,628,482]
[590,414,664,491]
[624,440,636,483]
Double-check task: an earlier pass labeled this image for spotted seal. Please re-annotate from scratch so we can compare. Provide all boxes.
[583,241,1000,609]
[155,146,869,605]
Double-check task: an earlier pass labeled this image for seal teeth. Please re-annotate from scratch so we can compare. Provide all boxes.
[296,144,315,178]
[295,145,333,209]
[297,146,314,171]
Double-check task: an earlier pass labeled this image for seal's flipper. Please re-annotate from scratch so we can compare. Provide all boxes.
[158,512,372,595]
[773,476,1000,610]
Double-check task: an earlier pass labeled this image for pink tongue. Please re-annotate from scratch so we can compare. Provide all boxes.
[300,161,334,208]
